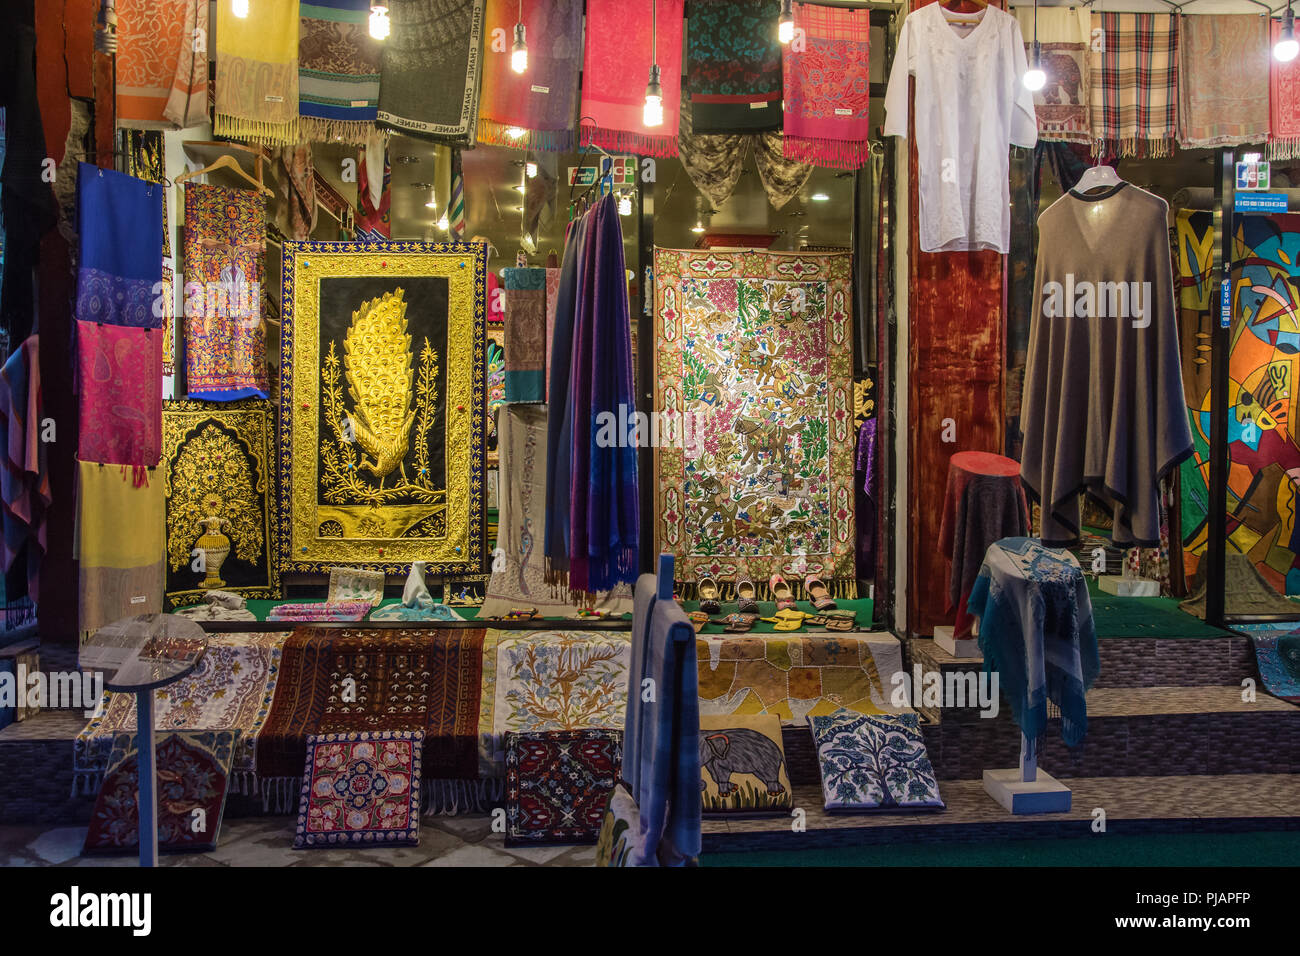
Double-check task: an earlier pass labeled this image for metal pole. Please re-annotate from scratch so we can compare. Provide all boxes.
[1205,150,1234,627]
[135,688,158,867]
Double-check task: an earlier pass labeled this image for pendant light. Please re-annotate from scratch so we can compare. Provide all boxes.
[232,0,249,18]
[779,0,794,45]
[1023,0,1046,91]
[369,5,390,40]
[644,0,664,127]
[1277,4,1299,63]
[511,0,528,74]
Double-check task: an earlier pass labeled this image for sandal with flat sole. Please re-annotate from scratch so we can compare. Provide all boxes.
[770,574,796,611]
[698,577,722,615]
[736,578,760,615]
[804,575,838,611]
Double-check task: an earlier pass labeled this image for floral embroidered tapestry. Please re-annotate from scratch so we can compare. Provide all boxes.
[808,709,944,812]
[293,730,423,848]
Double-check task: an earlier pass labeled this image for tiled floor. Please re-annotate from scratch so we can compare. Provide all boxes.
[0,816,597,867]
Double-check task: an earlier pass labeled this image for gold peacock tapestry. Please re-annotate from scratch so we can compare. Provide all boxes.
[278,240,487,573]
[162,400,279,607]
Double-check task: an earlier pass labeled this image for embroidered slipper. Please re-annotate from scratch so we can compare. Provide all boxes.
[698,577,722,615]
[804,575,837,611]
[824,617,855,632]
[769,574,796,611]
[712,612,759,633]
[688,610,711,632]
[736,578,760,615]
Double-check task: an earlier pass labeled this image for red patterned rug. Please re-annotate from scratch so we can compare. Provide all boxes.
[293,730,422,848]
[505,729,622,846]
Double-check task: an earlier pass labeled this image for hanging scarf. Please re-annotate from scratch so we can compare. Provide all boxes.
[117,0,208,130]
[449,149,466,237]
[1089,12,1178,159]
[477,0,581,150]
[1013,6,1092,145]
[356,142,392,239]
[76,461,164,639]
[214,0,301,145]
[1177,14,1269,149]
[677,105,811,212]
[298,0,382,143]
[276,145,318,241]
[75,164,164,328]
[77,321,162,467]
[1270,18,1300,160]
[377,0,485,145]
[0,337,50,623]
[687,0,783,134]
[579,0,684,158]
[502,267,547,402]
[782,1,871,168]
[182,184,270,401]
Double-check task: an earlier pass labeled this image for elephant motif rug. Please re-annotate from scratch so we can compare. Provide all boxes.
[504,729,622,846]
[809,709,943,812]
[293,730,423,848]
[654,248,856,593]
[698,713,791,813]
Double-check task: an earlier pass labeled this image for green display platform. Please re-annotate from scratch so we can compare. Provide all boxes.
[1084,579,1236,639]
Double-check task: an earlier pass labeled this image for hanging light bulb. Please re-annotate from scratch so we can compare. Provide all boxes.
[618,193,633,216]
[511,1,528,74]
[369,5,390,40]
[779,0,794,45]
[643,1,664,127]
[525,161,538,179]
[1277,5,1299,63]
[1023,1,1046,90]
[232,0,249,18]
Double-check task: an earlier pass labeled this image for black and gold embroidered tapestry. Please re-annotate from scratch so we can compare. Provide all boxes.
[163,399,279,607]
[278,239,487,573]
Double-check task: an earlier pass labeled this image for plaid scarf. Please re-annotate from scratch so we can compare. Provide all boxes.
[477,0,582,150]
[688,0,783,134]
[580,0,685,157]
[1089,12,1178,158]
[1270,19,1300,160]
[1177,14,1269,149]
[1013,6,1091,145]
[782,1,870,168]
[298,0,382,144]
[214,0,301,145]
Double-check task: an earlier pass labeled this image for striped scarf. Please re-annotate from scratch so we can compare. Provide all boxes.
[1089,12,1178,159]
[214,0,302,145]
[299,0,383,144]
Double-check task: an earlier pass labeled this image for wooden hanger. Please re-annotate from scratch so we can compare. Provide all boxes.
[175,154,274,197]
[940,0,988,22]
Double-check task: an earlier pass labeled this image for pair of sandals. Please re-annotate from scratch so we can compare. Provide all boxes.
[697,577,761,616]
[769,573,838,612]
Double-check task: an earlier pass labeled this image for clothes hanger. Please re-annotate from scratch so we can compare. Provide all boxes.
[175,155,275,197]
[1072,163,1124,196]
[939,0,988,22]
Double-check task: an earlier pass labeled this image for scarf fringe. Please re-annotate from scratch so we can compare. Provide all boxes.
[783,134,869,170]
[259,776,303,814]
[580,124,677,159]
[478,118,574,153]
[229,770,259,796]
[420,777,504,815]
[72,770,104,797]
[213,113,301,147]
[298,116,376,146]
[1094,136,1173,160]
[1268,136,1300,161]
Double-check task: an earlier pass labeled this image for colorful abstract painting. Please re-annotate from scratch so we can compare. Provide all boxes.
[293,730,423,848]
[1178,211,1300,595]
[654,248,856,590]
[504,729,622,846]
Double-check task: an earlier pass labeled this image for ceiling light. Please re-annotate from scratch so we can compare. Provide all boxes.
[369,5,390,40]
[436,214,449,231]
[425,190,437,209]
[618,194,632,216]
[779,0,794,45]
[514,184,526,192]
[1277,6,1299,63]
[690,218,705,234]
[644,2,663,128]
[525,161,538,178]
[810,193,829,202]
[511,2,528,75]
[232,0,249,18]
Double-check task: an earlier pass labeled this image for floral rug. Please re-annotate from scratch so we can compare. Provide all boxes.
[478,630,631,776]
[654,247,856,594]
[293,730,423,848]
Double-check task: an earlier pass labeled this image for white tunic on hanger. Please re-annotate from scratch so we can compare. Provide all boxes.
[883,4,1037,254]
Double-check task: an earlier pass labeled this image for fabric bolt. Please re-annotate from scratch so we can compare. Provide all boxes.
[293,730,422,847]
[1020,183,1192,547]
[1089,12,1178,158]
[75,164,164,328]
[83,731,237,854]
[677,105,812,212]
[782,2,871,168]
[696,632,908,724]
[698,713,791,812]
[182,184,270,402]
[623,574,700,866]
[76,322,162,467]
[808,709,943,812]
[1269,19,1300,160]
[504,729,622,846]
[884,4,1036,254]
[298,0,382,143]
[545,196,638,596]
[1176,15,1269,149]
[116,0,209,129]
[265,601,372,622]
[214,0,301,145]
[502,267,547,402]
[356,141,392,239]
[377,0,485,145]
[276,145,318,241]
[477,0,581,150]
[967,537,1100,746]
[687,0,784,134]
[478,630,632,775]
[1012,6,1092,145]
[75,461,165,640]
[0,337,50,621]
[579,0,685,157]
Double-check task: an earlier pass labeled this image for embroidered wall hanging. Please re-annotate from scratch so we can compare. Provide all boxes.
[698,713,791,813]
[654,248,856,591]
[278,239,486,574]
[162,400,278,607]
